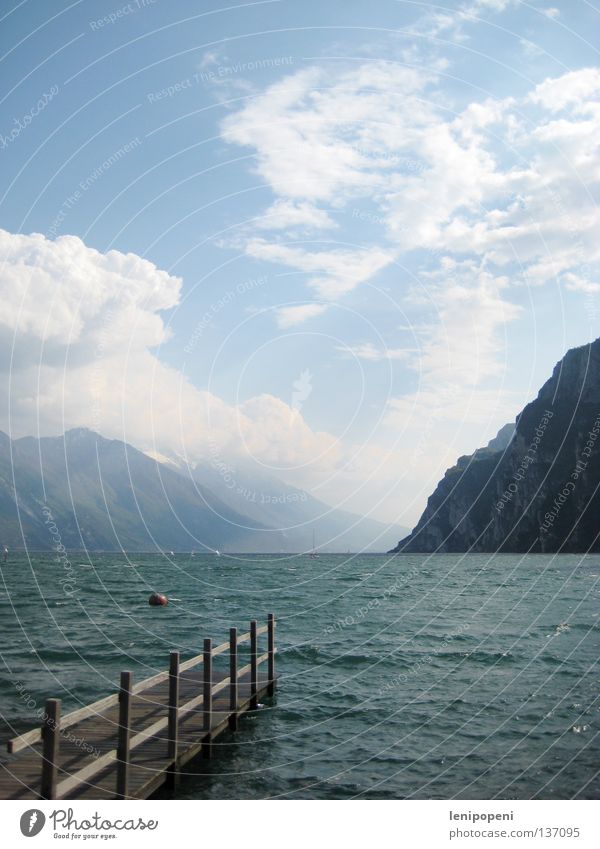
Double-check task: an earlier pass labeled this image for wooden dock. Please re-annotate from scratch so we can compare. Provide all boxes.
[0,615,276,800]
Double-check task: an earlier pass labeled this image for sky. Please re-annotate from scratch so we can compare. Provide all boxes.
[0,0,599,527]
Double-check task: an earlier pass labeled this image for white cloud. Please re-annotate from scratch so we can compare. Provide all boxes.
[219,61,600,516]
[275,303,328,328]
[238,394,340,469]
[198,50,221,69]
[0,230,179,348]
[520,38,544,58]
[245,238,395,299]
[409,0,514,40]
[221,62,436,204]
[562,272,600,294]
[336,342,412,362]
[223,57,600,305]
[0,229,338,477]
[255,200,337,232]
[529,68,600,112]
[413,266,522,385]
[11,61,583,526]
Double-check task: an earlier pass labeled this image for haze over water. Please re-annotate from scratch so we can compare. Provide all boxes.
[1,552,599,799]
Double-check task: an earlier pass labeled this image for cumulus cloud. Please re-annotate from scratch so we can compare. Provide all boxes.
[529,68,600,112]
[238,394,340,470]
[0,229,337,477]
[0,230,179,350]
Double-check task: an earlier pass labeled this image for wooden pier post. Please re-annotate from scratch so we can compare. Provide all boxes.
[4,616,279,801]
[267,613,276,697]
[40,698,61,800]
[229,627,238,731]
[116,671,132,799]
[250,619,258,710]
[203,638,212,758]
[167,651,180,760]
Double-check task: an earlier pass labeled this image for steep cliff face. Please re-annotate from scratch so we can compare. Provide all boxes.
[390,339,600,553]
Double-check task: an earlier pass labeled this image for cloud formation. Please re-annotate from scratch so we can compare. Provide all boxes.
[215,58,600,521]
[0,229,336,477]
[4,47,600,526]
[222,60,600,378]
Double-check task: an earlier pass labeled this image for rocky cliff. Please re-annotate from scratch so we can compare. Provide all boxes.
[390,338,600,553]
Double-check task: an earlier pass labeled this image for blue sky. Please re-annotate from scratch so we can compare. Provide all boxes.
[1,0,599,525]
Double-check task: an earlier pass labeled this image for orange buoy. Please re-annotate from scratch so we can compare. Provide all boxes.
[148,592,168,607]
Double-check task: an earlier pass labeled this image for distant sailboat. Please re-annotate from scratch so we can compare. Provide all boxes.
[309,530,319,559]
[215,549,221,557]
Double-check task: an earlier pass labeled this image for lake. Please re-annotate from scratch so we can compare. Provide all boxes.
[1,551,599,799]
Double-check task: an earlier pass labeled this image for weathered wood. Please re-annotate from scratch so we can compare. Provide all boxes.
[250,620,258,710]
[167,651,179,760]
[211,638,230,657]
[203,638,212,758]
[235,624,267,645]
[6,626,271,757]
[9,691,118,754]
[2,616,276,801]
[57,750,118,800]
[268,613,275,696]
[40,699,60,800]
[116,671,132,799]
[229,627,238,731]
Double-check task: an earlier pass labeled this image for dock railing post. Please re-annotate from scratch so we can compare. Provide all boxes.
[168,651,180,760]
[203,638,212,757]
[40,698,61,799]
[229,627,238,731]
[250,619,258,710]
[116,671,132,799]
[267,613,275,697]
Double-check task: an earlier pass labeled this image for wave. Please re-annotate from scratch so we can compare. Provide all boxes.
[430,649,517,664]
[280,644,322,662]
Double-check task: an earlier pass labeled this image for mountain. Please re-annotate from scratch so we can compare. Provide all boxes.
[0,429,407,552]
[0,429,267,552]
[390,338,600,554]
[148,452,409,553]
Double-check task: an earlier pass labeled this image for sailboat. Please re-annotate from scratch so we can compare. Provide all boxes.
[309,530,319,559]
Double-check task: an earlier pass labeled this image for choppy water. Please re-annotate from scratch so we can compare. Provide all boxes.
[1,552,599,799]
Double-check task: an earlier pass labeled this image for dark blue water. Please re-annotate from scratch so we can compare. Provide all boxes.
[1,552,599,799]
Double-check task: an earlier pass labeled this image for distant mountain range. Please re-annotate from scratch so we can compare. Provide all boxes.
[0,429,407,553]
[391,338,600,553]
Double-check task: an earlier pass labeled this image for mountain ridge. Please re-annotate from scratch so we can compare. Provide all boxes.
[0,428,407,553]
[390,338,600,553]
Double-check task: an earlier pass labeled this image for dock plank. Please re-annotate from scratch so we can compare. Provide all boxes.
[0,618,276,800]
